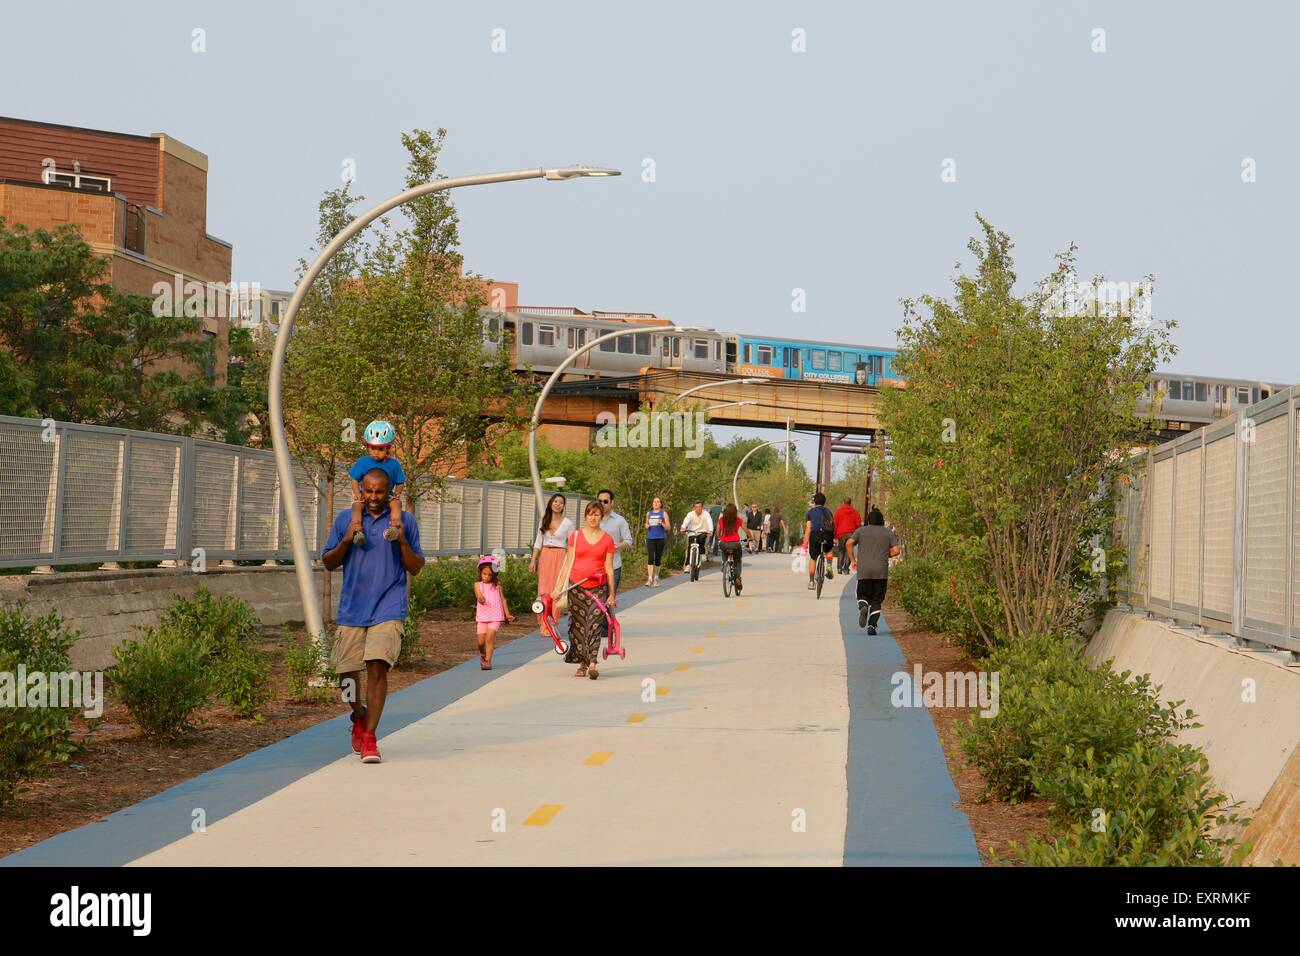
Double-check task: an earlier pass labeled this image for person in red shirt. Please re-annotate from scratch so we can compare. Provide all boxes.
[832,498,863,575]
[552,501,617,680]
[716,502,755,593]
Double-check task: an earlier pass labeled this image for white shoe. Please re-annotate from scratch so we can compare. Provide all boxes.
[807,581,815,590]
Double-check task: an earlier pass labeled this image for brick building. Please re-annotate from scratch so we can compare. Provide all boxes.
[0,116,234,383]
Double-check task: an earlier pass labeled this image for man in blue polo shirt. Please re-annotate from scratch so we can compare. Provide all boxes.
[322,468,425,764]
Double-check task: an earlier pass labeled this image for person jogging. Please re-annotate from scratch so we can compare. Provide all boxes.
[644,495,670,587]
[848,508,901,634]
[321,468,425,764]
[833,497,863,573]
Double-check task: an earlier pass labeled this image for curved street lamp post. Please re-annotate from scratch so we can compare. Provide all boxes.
[270,166,619,646]
[732,438,794,508]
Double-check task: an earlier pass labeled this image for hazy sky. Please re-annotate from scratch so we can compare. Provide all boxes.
[4,0,1295,473]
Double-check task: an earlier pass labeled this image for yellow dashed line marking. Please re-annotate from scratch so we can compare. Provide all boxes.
[524,804,563,826]
[626,713,646,723]
[704,631,718,639]
[675,663,689,671]
[690,647,704,653]
[585,751,613,766]
[657,685,672,696]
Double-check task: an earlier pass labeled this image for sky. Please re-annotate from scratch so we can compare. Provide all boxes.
[4,0,1296,475]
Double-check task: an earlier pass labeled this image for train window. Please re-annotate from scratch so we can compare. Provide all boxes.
[567,328,576,349]
[661,337,670,357]
[743,344,752,363]
[829,352,842,371]
[1236,387,1249,405]
[811,350,826,370]
[1251,387,1259,404]
[617,335,633,354]
[757,345,773,365]
[635,333,650,355]
[714,341,721,361]
[1195,382,1206,402]
[694,339,708,360]
[874,355,884,375]
[599,328,616,352]
[485,316,501,339]
[521,322,533,346]
[1180,381,1192,401]
[1261,388,1270,399]
[674,338,682,358]
[538,325,556,348]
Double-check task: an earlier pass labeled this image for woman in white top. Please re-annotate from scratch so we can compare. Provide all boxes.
[530,493,575,624]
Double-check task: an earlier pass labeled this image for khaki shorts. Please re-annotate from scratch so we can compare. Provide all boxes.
[331,620,403,673]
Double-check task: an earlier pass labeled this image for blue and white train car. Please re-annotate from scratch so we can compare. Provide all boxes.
[727,333,900,385]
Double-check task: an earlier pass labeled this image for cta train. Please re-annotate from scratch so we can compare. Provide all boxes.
[485,307,1284,425]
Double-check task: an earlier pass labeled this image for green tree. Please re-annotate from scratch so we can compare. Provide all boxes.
[880,216,1174,649]
[468,429,602,495]
[0,218,221,433]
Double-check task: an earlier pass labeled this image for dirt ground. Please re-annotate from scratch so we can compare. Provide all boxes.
[882,593,1053,863]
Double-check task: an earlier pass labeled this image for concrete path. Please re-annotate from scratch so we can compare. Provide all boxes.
[6,551,979,867]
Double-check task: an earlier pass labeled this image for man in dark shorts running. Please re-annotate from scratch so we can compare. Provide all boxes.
[848,508,900,634]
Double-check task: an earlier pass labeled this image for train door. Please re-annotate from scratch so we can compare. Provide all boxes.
[784,346,801,379]
[725,337,738,369]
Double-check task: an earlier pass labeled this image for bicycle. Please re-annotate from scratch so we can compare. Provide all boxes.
[814,547,826,599]
[686,533,705,582]
[722,548,739,597]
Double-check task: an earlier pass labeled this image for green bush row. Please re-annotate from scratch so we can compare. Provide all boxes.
[957,632,1250,865]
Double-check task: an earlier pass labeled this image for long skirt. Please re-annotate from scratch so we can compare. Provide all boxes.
[567,583,609,666]
[537,547,567,621]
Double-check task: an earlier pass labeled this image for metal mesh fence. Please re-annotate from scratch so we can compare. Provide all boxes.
[0,415,549,569]
[1117,385,1299,654]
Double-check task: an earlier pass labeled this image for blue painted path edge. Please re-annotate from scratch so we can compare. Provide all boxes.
[839,576,981,866]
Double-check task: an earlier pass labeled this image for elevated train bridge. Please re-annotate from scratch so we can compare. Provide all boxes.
[526,368,890,490]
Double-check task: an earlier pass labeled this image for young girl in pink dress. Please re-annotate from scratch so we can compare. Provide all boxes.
[474,555,514,670]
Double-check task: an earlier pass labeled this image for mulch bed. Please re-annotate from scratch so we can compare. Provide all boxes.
[883,593,1054,864]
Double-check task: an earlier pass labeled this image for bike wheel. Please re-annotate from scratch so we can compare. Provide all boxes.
[690,549,700,582]
[722,561,732,597]
[815,554,825,599]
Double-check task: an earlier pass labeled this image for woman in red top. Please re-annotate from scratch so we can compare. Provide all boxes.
[552,501,617,679]
[717,502,754,593]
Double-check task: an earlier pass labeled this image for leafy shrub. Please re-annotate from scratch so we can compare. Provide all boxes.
[112,626,211,740]
[1007,741,1251,866]
[958,631,1194,803]
[0,605,81,807]
[210,639,272,720]
[408,557,537,621]
[282,630,331,703]
[158,587,270,720]
[891,555,998,657]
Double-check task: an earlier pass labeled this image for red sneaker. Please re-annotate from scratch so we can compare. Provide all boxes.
[360,731,382,764]
[350,710,367,754]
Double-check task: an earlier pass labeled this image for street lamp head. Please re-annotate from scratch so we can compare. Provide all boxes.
[543,476,567,487]
[543,165,622,180]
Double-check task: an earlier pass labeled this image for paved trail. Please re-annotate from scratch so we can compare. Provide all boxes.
[5,552,978,867]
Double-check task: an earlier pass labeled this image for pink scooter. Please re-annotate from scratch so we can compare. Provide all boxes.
[531,575,626,661]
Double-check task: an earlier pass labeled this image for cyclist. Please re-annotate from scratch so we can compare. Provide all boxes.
[679,500,714,574]
[833,497,863,574]
[716,502,754,593]
[802,492,836,590]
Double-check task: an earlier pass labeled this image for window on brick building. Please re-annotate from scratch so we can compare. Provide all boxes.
[42,168,112,192]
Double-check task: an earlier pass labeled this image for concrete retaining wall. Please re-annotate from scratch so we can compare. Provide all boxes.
[1087,608,1300,864]
[0,567,342,670]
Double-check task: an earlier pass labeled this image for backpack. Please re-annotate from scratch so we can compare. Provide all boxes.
[809,507,833,533]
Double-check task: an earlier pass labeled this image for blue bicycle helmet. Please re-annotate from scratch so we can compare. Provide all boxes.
[363,420,396,448]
